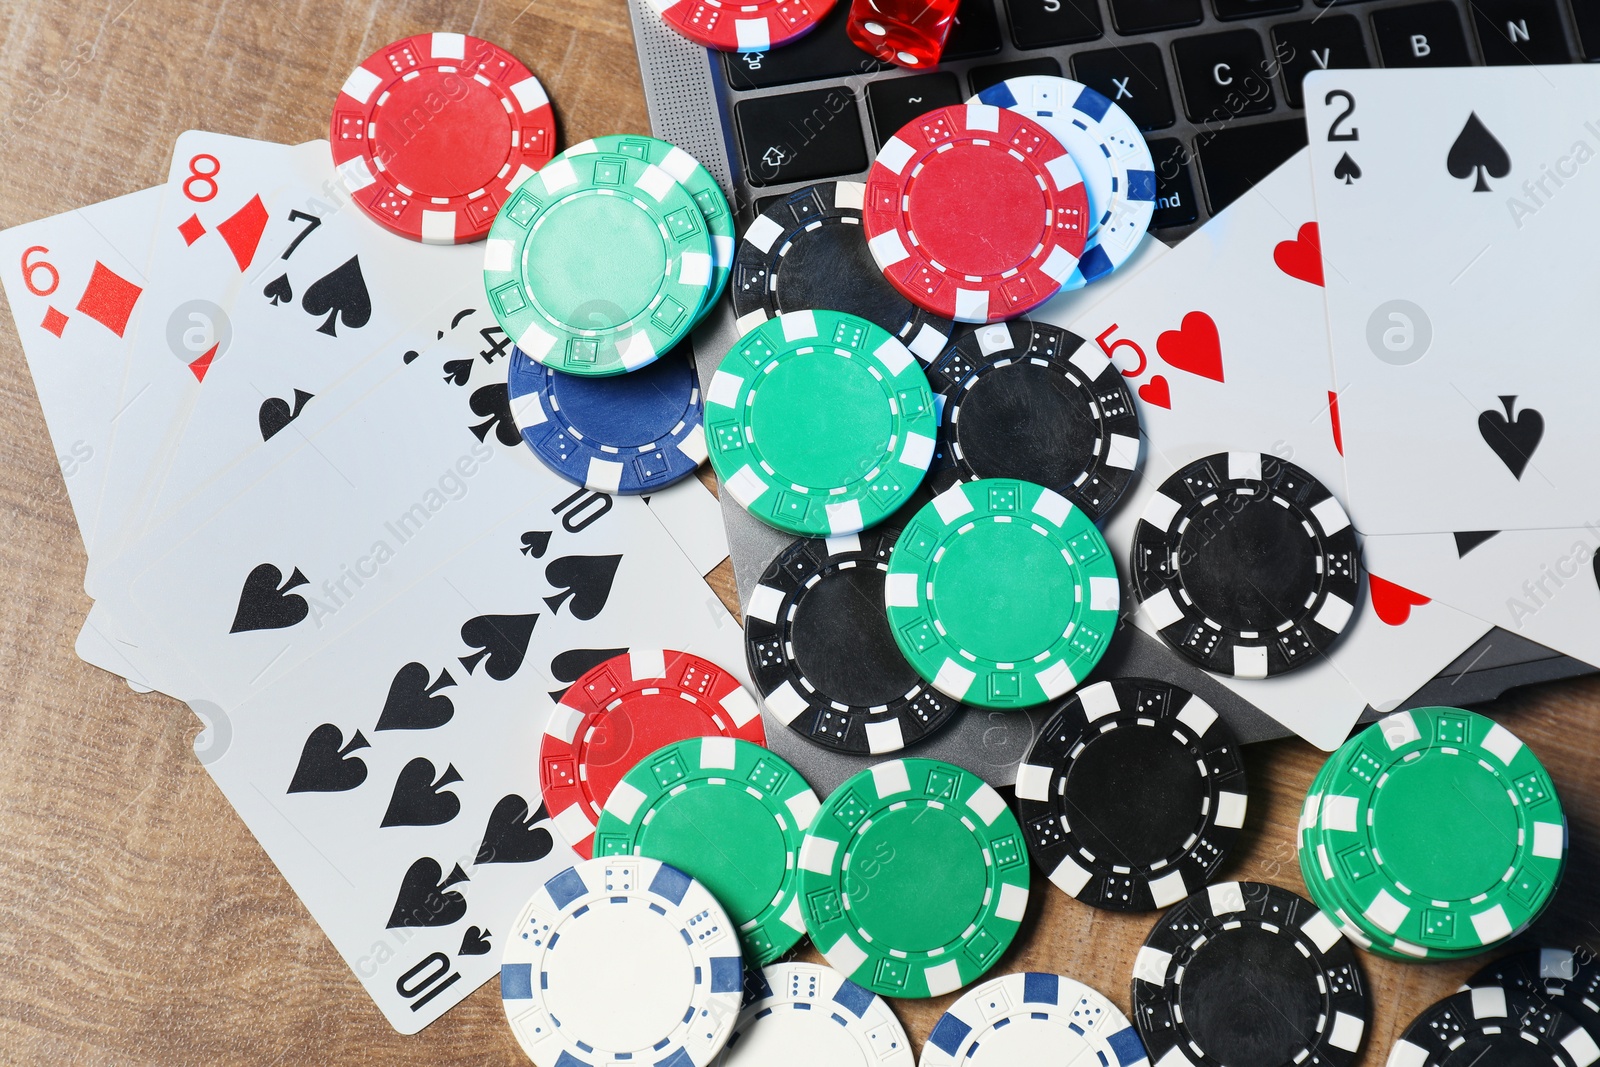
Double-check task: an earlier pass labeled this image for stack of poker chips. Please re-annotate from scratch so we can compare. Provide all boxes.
[1297,705,1567,961]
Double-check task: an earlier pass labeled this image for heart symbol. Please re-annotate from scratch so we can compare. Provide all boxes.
[1137,375,1171,409]
[1369,575,1430,626]
[1156,312,1223,382]
[1273,222,1323,286]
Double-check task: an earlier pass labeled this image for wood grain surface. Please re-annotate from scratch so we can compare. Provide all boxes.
[0,2,1595,1063]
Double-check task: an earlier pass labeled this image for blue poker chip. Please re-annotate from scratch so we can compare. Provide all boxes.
[973,76,1156,288]
[506,339,708,494]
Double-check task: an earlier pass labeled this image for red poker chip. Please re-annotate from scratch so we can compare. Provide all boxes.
[539,649,766,857]
[329,32,556,244]
[863,103,1090,324]
[649,0,836,52]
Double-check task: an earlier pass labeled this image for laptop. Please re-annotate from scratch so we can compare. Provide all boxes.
[626,0,1596,766]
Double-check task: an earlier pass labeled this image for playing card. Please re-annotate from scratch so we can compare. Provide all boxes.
[0,186,160,550]
[89,300,715,709]
[193,494,746,1032]
[1306,65,1600,533]
[86,134,326,588]
[1364,527,1600,671]
[1067,150,1490,748]
[644,476,730,576]
[135,140,483,541]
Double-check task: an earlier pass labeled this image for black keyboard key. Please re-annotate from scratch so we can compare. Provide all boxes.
[1573,0,1600,59]
[1272,15,1370,108]
[721,5,887,90]
[1147,138,1199,229]
[735,87,870,187]
[1072,44,1176,131]
[1471,0,1572,63]
[867,73,965,147]
[1212,0,1299,19]
[1195,119,1307,213]
[944,0,1005,59]
[1173,30,1277,124]
[1371,2,1472,66]
[968,57,1063,96]
[1108,0,1202,34]
[1005,0,1104,49]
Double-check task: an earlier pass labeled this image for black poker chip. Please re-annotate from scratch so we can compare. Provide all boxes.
[1015,677,1247,912]
[1131,452,1361,678]
[1132,881,1370,1067]
[743,528,967,755]
[1389,986,1600,1066]
[925,319,1141,522]
[1462,948,1600,1042]
[731,181,953,362]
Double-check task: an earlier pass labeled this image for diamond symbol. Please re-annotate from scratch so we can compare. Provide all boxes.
[178,213,206,246]
[40,306,67,337]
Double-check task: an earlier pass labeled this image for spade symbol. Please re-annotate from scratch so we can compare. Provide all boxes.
[381,758,463,827]
[403,349,420,365]
[468,383,523,447]
[301,256,372,337]
[458,614,539,681]
[1454,530,1500,557]
[286,724,370,793]
[263,273,293,306]
[1447,113,1511,192]
[258,388,314,442]
[459,927,492,956]
[1333,152,1361,185]
[544,555,621,621]
[476,796,555,865]
[229,563,310,633]
[386,858,469,929]
[443,359,474,386]
[519,530,551,558]
[375,663,458,731]
[547,648,627,702]
[1477,395,1543,479]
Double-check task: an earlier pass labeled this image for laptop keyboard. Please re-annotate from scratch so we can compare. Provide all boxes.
[715,0,1586,236]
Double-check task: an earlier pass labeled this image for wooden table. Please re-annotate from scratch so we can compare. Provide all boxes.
[0,2,1595,1062]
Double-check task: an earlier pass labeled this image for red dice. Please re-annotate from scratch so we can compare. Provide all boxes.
[845,0,958,68]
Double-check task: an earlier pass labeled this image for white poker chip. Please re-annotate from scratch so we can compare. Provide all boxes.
[920,971,1150,1067]
[501,856,744,1066]
[972,75,1156,289]
[713,962,914,1067]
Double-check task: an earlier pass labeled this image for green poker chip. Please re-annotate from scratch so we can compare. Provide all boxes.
[483,143,713,376]
[1299,707,1566,958]
[883,478,1119,709]
[592,736,820,965]
[798,758,1030,998]
[566,135,733,326]
[706,310,938,537]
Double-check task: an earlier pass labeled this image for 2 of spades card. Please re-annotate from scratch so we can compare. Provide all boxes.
[1305,65,1600,535]
[1067,150,1490,750]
